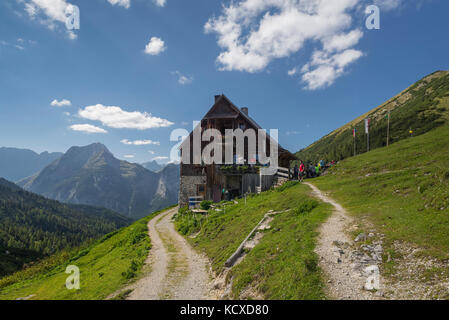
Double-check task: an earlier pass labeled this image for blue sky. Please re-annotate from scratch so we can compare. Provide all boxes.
[0,0,448,164]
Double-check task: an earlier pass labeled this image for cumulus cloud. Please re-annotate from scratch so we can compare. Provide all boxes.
[107,0,130,8]
[301,48,364,90]
[78,104,174,130]
[171,71,193,85]
[154,0,166,7]
[120,139,160,146]
[21,0,78,39]
[69,124,107,133]
[144,37,166,55]
[51,99,72,107]
[322,29,364,52]
[205,0,368,89]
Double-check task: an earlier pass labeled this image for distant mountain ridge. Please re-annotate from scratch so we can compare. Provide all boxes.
[0,147,63,182]
[296,70,449,163]
[141,160,164,172]
[18,143,179,220]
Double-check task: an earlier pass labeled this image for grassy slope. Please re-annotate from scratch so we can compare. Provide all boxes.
[175,183,332,299]
[313,125,449,263]
[296,70,449,163]
[0,207,171,300]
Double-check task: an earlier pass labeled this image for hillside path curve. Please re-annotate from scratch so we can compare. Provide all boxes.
[127,207,215,300]
[304,182,382,300]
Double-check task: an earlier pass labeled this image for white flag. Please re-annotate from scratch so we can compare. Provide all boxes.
[365,118,370,134]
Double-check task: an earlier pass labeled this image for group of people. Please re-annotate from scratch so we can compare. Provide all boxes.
[292,160,335,182]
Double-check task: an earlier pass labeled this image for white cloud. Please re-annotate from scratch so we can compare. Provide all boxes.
[67,30,77,40]
[69,124,108,134]
[106,0,166,8]
[171,71,193,85]
[51,99,72,107]
[120,139,160,146]
[287,67,297,76]
[148,150,155,154]
[123,154,135,158]
[374,0,402,11]
[152,156,168,161]
[78,104,174,130]
[301,48,364,90]
[322,29,363,52]
[154,0,166,7]
[21,0,78,39]
[205,0,369,89]
[1,38,36,50]
[144,37,166,55]
[107,0,130,8]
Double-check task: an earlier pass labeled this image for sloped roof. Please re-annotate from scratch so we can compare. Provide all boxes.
[179,94,296,159]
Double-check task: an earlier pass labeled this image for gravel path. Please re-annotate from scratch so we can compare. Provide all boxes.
[127,207,215,300]
[305,182,381,300]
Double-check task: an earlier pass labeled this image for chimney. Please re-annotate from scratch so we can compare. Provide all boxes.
[214,95,221,103]
[241,107,249,116]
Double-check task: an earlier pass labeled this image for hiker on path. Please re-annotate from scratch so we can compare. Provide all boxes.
[299,161,305,182]
[293,164,299,180]
[315,164,320,177]
[308,163,316,178]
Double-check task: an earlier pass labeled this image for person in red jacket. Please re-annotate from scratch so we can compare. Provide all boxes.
[299,161,305,182]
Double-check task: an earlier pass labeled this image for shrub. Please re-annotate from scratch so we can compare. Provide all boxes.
[200,200,213,210]
[293,200,319,215]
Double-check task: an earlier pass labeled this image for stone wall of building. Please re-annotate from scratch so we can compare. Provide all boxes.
[178,175,207,207]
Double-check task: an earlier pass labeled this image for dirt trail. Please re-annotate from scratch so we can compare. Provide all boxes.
[127,207,215,300]
[304,182,381,300]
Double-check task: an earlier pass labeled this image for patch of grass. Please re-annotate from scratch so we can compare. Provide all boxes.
[173,206,207,236]
[181,183,332,299]
[313,125,449,262]
[229,197,331,299]
[0,206,174,300]
[296,71,449,164]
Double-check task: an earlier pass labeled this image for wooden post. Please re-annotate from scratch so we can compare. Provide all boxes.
[354,134,356,157]
[387,109,390,147]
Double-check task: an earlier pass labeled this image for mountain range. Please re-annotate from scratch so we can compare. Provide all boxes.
[141,160,164,172]
[296,70,449,163]
[17,143,179,220]
[0,147,63,182]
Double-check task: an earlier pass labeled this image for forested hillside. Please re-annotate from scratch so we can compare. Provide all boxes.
[0,178,130,277]
[296,70,449,163]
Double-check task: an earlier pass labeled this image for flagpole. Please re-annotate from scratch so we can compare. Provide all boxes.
[367,131,369,152]
[387,109,390,147]
[365,118,370,153]
[353,128,356,157]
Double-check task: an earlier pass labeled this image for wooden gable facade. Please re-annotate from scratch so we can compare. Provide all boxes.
[178,94,296,207]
